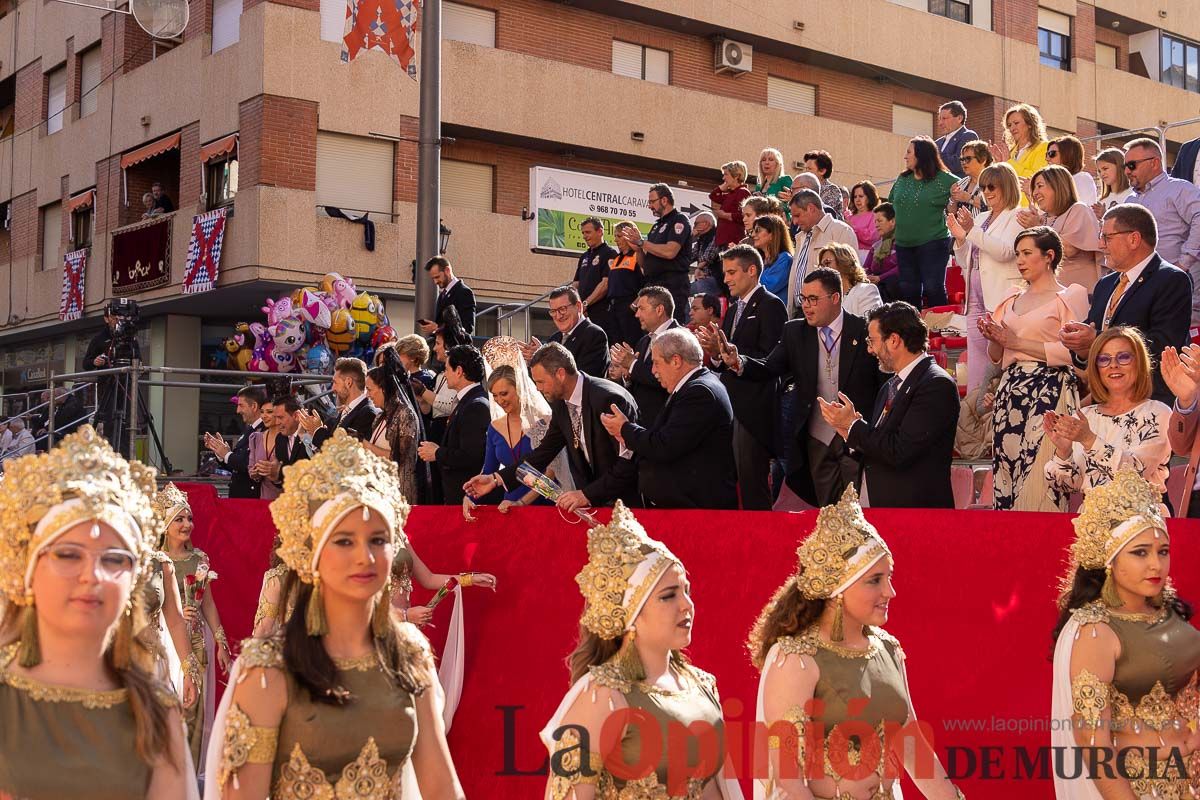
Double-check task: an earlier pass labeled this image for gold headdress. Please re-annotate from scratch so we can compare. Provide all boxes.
[269,429,410,635]
[575,501,680,640]
[151,481,191,532]
[0,426,160,666]
[794,485,891,641]
[1069,469,1166,606]
[482,336,524,370]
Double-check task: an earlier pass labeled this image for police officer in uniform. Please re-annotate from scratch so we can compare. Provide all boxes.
[572,217,618,344]
[619,183,692,324]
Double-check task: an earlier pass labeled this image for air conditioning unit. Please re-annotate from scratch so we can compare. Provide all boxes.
[715,38,753,75]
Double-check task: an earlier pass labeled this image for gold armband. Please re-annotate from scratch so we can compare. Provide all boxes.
[458,573,474,588]
[548,728,603,800]
[219,704,279,790]
[1071,669,1111,743]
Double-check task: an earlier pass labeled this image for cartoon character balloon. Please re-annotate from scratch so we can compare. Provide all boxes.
[350,292,379,347]
[320,272,358,310]
[325,308,356,354]
[306,343,333,374]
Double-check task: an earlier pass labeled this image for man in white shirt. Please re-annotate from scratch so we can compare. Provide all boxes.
[202,385,268,498]
[785,189,858,319]
[297,357,379,449]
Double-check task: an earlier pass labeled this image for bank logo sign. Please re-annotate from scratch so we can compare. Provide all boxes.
[528,166,710,256]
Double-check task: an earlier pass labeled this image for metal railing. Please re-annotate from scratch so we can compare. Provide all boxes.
[477,286,556,339]
[1080,116,1200,153]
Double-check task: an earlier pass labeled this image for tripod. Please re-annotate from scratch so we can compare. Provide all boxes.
[99,359,174,473]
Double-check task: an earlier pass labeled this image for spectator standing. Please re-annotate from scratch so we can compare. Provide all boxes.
[935,100,979,178]
[247,399,279,500]
[709,161,752,249]
[601,329,738,509]
[846,181,880,262]
[149,182,175,214]
[865,202,901,302]
[605,221,645,348]
[688,293,721,330]
[202,384,267,498]
[412,315,472,502]
[688,211,722,295]
[572,217,617,341]
[784,189,858,317]
[298,356,380,449]
[263,395,310,492]
[1170,135,1200,185]
[479,365,551,511]
[609,286,679,428]
[888,136,958,308]
[803,150,845,220]
[750,213,794,300]
[818,302,960,508]
[1019,165,1102,292]
[1046,135,1099,207]
[1124,138,1200,323]
[752,147,793,200]
[524,285,610,379]
[53,387,87,439]
[1060,204,1192,404]
[818,244,882,319]
[740,195,778,244]
[620,183,692,323]
[1045,326,1172,505]
[949,140,994,214]
[1093,148,1134,213]
[948,162,1025,392]
[978,227,1089,511]
[988,103,1049,203]
[364,349,422,501]
[419,344,491,506]
[420,256,477,336]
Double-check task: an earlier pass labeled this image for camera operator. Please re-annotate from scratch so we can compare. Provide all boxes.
[83,302,139,455]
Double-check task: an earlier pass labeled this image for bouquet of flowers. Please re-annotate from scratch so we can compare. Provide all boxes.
[515,463,598,524]
[183,562,219,632]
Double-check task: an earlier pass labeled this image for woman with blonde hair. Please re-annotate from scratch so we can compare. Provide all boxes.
[816,242,882,317]
[1019,164,1102,291]
[752,147,792,199]
[710,160,751,248]
[1047,135,1099,206]
[947,161,1024,392]
[988,103,1049,203]
[750,214,794,299]
[1045,325,1173,506]
[1094,147,1133,212]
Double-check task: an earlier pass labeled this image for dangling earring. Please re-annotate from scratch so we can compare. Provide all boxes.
[830,595,845,643]
[17,600,40,668]
[1101,566,1122,608]
[372,581,392,638]
[615,627,645,683]
[111,605,133,670]
[306,575,328,637]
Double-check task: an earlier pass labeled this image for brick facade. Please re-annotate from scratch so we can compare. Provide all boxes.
[8,191,37,261]
[1095,26,1130,72]
[239,95,317,191]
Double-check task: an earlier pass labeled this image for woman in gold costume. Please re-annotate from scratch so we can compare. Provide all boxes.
[1050,469,1200,799]
[541,502,743,799]
[157,481,232,771]
[204,429,465,799]
[0,426,195,799]
[748,486,964,800]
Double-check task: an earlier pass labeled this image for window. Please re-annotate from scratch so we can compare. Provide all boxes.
[444,1,496,47]
[1096,42,1118,69]
[441,159,494,212]
[79,47,101,118]
[1038,8,1071,71]
[319,0,345,42]
[315,132,394,222]
[212,0,242,53]
[766,76,816,116]
[72,206,93,249]
[40,202,62,271]
[612,40,670,85]
[1161,34,1200,93]
[206,157,238,209]
[929,0,970,24]
[46,66,66,134]
[892,104,931,137]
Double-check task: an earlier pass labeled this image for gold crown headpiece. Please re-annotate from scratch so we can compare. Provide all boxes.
[575,502,681,640]
[1071,469,1166,571]
[795,485,891,600]
[269,429,410,587]
[482,336,525,370]
[0,426,160,606]
[151,481,191,531]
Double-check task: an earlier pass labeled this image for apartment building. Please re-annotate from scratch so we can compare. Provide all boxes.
[0,0,1197,470]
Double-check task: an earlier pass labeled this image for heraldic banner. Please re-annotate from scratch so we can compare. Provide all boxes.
[59,248,88,321]
[183,207,229,294]
[340,0,421,76]
[111,214,171,295]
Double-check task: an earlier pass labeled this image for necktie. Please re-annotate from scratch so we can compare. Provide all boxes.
[820,326,835,352]
[789,232,814,310]
[878,376,901,422]
[731,300,746,336]
[569,403,584,454]
[1103,273,1130,328]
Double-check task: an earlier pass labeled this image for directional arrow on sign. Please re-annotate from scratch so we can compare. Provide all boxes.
[680,202,703,215]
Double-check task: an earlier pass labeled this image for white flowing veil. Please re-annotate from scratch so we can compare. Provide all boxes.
[1051,616,1103,800]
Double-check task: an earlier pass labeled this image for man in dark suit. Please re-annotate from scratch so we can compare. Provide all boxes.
[723,268,885,506]
[464,343,639,511]
[697,244,787,509]
[418,256,477,336]
[934,101,979,178]
[601,328,737,509]
[297,357,379,449]
[1171,135,1200,185]
[418,345,491,505]
[522,285,610,379]
[202,385,268,498]
[610,286,679,427]
[820,302,959,508]
[1060,204,1192,404]
[254,395,311,494]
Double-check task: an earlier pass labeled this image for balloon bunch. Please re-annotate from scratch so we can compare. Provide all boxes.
[221,272,397,373]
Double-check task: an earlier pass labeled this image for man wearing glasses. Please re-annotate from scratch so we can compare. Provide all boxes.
[521,285,610,379]
[1123,137,1200,324]
[1059,204,1191,404]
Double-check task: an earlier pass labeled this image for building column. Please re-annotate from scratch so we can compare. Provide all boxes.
[148,314,201,473]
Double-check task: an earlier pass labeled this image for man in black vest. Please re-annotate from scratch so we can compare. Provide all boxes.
[203,385,268,498]
[418,256,477,336]
[297,357,379,449]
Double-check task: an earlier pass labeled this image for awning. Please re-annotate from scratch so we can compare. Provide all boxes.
[66,189,95,213]
[120,132,181,170]
[200,133,238,163]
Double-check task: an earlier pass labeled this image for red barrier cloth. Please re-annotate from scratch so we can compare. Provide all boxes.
[177,485,1200,799]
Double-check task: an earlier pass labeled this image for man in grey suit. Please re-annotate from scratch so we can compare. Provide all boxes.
[935,101,978,178]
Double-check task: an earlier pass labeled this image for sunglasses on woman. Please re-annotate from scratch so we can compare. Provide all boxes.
[1094,352,1134,368]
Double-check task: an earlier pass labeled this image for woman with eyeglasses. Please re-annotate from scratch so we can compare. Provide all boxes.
[949,139,994,214]
[977,226,1089,510]
[1019,165,1103,293]
[1046,135,1099,207]
[0,426,195,799]
[1045,325,1173,509]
